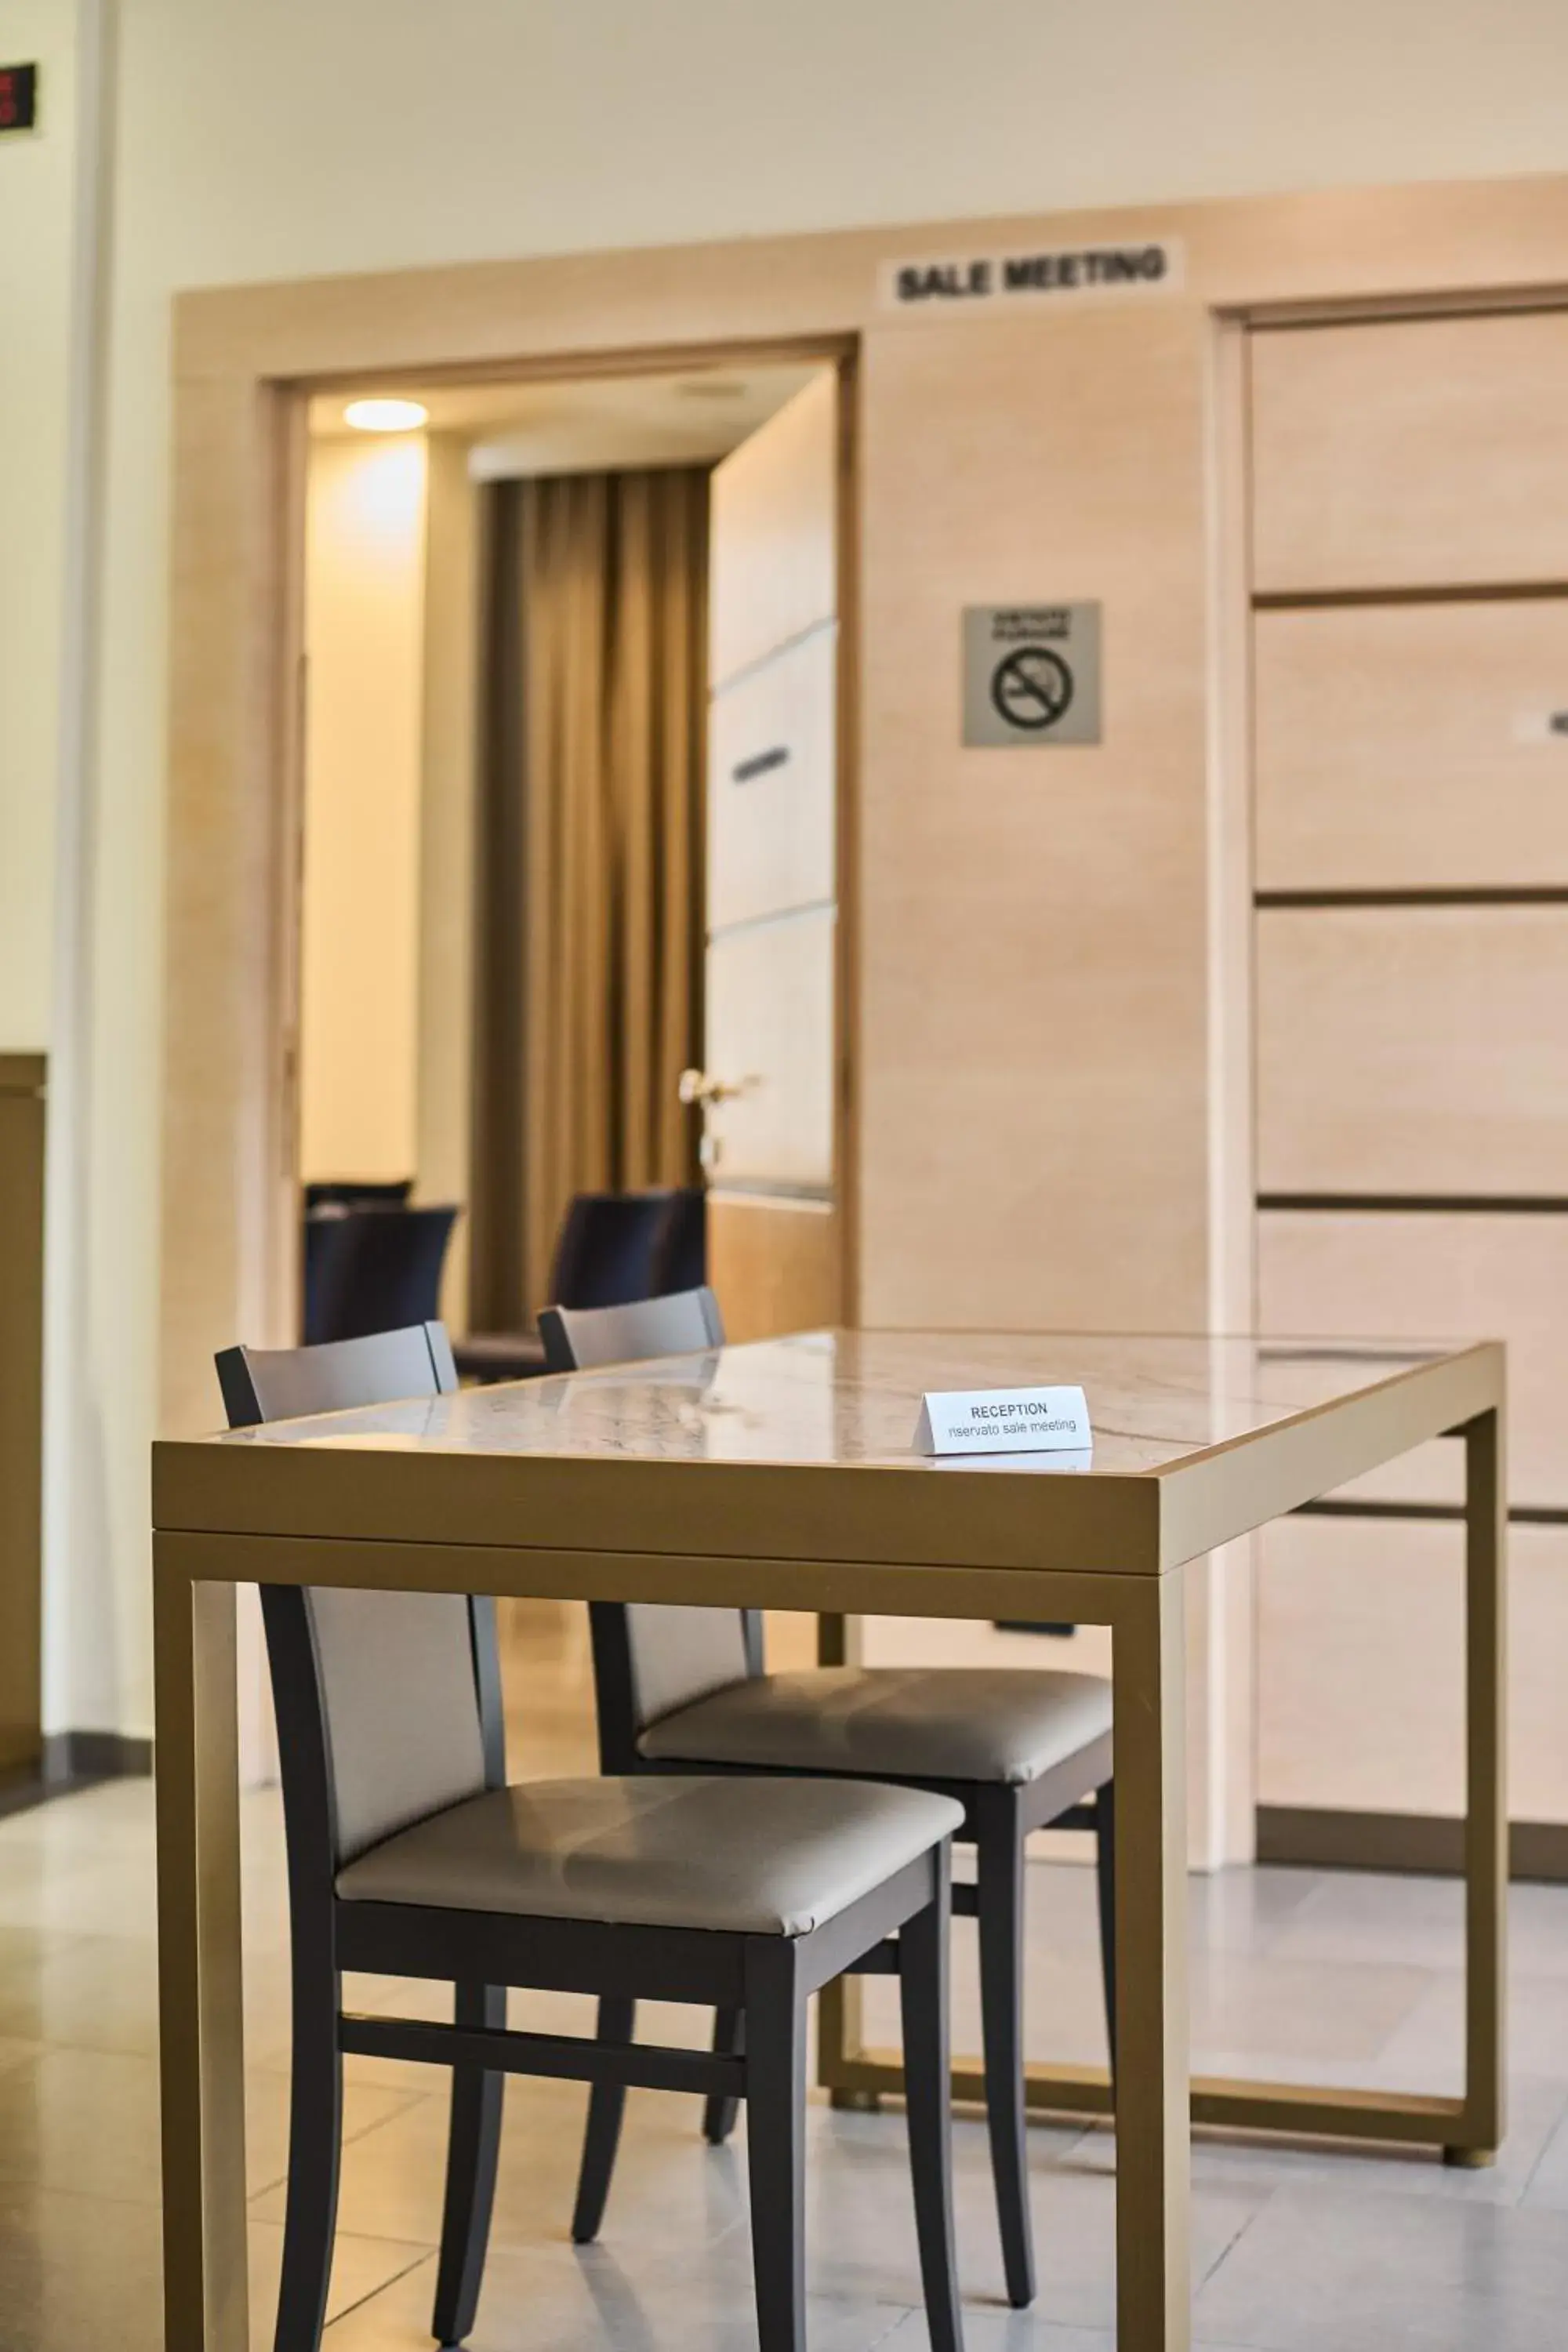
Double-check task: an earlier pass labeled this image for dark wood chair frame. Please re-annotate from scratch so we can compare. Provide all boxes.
[219,1334,967,2352]
[579,1609,1116,2312]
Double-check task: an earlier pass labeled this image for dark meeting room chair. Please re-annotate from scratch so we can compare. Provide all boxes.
[215,1319,967,2352]
[302,1201,457,1346]
[454,1185,702,1383]
[543,1287,1116,2312]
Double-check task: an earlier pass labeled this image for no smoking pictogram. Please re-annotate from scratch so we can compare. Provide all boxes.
[963,604,1100,746]
[990,645,1074,731]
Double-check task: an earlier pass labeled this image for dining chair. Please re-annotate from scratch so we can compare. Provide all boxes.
[216,1320,967,2352]
[649,1185,707,1296]
[454,1189,685,1383]
[302,1178,414,1213]
[542,1287,1116,2313]
[302,1202,458,1346]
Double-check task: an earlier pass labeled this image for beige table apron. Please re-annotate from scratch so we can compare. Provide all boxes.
[152,1329,1507,2352]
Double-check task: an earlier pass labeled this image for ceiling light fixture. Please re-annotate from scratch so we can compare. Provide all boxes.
[343,397,429,434]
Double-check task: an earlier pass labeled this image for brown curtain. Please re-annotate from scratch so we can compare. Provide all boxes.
[470,467,707,1327]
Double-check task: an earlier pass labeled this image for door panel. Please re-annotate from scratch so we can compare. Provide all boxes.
[708,626,837,932]
[709,369,838,689]
[1258,1515,1568,1823]
[1251,310,1568,594]
[703,909,835,1189]
[1259,1210,1568,1510]
[1257,906,1568,1196]
[702,367,840,1342]
[1255,601,1568,892]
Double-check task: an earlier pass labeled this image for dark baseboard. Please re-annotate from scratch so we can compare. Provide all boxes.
[43,1730,153,1783]
[0,1733,152,1822]
[1257,1804,1568,1885]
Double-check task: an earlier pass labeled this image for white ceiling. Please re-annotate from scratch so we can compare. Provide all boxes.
[307,362,823,479]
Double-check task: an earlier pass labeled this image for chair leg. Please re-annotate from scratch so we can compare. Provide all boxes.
[431,1984,506,2348]
[742,1938,807,2352]
[898,1850,964,2352]
[274,1960,343,2352]
[571,1996,636,2245]
[976,1787,1035,2308]
[702,2007,744,2144]
[1094,1778,1118,2087]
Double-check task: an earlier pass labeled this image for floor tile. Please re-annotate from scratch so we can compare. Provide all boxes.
[862,1887,1436,2075]
[256,2071,753,2255]
[320,2235,913,2350]
[1519,2089,1568,2207]
[0,2180,165,2352]
[0,1929,166,2057]
[0,2042,424,2207]
[250,2219,434,2334]
[1265,1870,1568,1985]
[1185,2071,1568,2209]
[1193,2180,1568,2351]
[682,2108,1269,2331]
[0,2178,422,2352]
[1370,1967,1568,2092]
[880,2321,1274,2352]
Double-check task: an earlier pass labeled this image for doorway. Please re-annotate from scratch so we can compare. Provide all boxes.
[292,352,851,1362]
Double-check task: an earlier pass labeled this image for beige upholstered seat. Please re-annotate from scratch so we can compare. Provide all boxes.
[336,1773,964,1939]
[637,1666,1113,1788]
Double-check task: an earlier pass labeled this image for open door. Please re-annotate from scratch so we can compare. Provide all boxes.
[687,368,843,1342]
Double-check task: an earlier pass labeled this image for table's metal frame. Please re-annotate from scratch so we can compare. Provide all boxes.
[151,1339,1505,2352]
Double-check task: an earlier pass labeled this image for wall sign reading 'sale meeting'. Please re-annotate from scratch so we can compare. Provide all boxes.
[879,238,1184,314]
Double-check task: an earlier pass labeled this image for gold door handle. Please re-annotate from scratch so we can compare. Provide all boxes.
[678,1069,758,1109]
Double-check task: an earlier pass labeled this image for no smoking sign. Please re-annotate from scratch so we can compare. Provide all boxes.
[962,604,1102,746]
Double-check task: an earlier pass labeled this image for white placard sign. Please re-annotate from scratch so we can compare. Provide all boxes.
[914,1385,1091,1458]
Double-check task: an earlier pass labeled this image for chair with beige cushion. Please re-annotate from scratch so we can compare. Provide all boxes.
[541,1288,1116,2313]
[217,1320,966,2352]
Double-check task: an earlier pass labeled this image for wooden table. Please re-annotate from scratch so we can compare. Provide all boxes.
[152,1329,1507,2351]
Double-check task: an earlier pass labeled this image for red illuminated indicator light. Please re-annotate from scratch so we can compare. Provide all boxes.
[0,64,38,132]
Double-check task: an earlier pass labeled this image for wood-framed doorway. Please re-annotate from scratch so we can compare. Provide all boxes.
[159,297,863,1451]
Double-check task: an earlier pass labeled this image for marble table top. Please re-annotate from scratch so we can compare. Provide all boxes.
[154,1329,1503,1576]
[187,1327,1491,1479]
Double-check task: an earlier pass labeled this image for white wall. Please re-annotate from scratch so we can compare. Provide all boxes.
[0,2,77,1049]
[299,433,427,1184]
[39,0,1568,1735]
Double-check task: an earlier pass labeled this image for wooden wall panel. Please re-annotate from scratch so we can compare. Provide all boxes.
[708,625,837,932]
[1257,906,1568,1196]
[709,368,837,690]
[1258,1515,1568,1824]
[1259,1210,1568,1509]
[1251,309,1568,594]
[1254,601,1568,893]
[858,303,1213,1331]
[707,1193,838,1342]
[0,1056,44,1775]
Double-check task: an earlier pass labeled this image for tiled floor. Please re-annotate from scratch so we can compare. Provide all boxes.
[2,1601,1567,2348]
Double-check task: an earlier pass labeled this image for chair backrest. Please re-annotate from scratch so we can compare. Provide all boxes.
[303,1203,459,1347]
[548,1190,679,1312]
[537,1285,757,1769]
[216,1322,501,1869]
[649,1186,706,1297]
[537,1283,724,1374]
[303,1178,414,1214]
